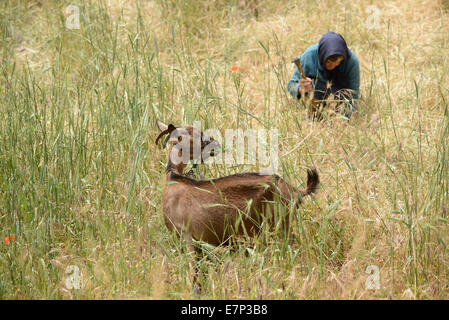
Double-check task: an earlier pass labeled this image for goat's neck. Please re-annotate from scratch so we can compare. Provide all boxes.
[165,157,186,180]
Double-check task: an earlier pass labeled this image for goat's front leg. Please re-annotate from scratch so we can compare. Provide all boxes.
[182,232,202,295]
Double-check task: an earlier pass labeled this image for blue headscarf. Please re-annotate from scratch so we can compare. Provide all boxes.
[318,32,351,88]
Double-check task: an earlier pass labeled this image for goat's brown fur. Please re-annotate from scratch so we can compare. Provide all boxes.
[156,120,320,249]
[163,170,319,247]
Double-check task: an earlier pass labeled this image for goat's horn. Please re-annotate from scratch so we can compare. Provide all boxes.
[162,135,170,148]
[155,129,170,145]
[155,124,177,147]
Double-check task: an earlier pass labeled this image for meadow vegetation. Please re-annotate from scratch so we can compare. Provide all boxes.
[0,0,448,299]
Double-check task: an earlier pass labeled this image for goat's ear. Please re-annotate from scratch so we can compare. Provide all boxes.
[156,119,168,132]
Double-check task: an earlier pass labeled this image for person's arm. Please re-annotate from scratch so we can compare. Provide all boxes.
[287,67,302,99]
[288,67,313,99]
[341,54,360,117]
[288,47,316,100]
[346,55,360,101]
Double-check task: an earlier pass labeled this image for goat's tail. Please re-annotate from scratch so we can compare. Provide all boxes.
[299,168,319,197]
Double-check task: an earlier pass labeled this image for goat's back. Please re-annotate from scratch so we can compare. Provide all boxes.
[162,172,299,245]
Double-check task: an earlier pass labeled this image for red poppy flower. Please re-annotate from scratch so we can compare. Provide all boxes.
[12,235,15,241]
[231,66,239,72]
[5,236,10,245]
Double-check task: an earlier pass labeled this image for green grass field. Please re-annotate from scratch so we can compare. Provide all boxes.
[0,0,448,299]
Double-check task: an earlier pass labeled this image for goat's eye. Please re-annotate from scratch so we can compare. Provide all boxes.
[178,136,182,142]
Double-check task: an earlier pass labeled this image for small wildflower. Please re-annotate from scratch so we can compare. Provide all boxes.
[5,235,15,245]
[231,65,239,72]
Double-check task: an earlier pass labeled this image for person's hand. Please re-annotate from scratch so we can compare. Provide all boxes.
[299,77,313,93]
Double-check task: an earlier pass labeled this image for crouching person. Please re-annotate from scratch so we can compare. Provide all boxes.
[288,31,360,119]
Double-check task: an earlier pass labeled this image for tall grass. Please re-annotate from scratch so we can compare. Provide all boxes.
[0,0,448,299]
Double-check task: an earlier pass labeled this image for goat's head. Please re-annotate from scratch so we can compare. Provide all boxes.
[155,119,220,174]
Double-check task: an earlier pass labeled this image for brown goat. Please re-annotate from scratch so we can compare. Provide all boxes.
[155,120,319,251]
